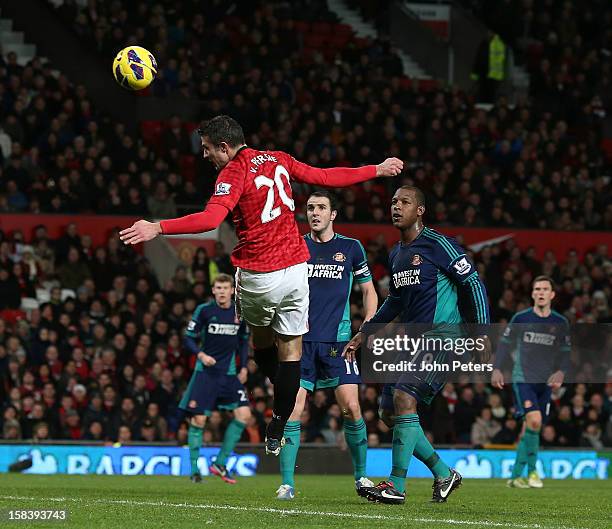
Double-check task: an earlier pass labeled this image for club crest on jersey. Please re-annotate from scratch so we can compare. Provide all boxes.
[333,252,346,262]
[214,182,232,195]
[411,254,423,266]
[452,257,471,275]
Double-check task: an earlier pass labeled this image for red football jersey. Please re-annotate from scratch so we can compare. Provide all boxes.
[207,147,377,272]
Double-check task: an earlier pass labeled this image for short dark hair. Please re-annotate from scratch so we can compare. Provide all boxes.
[398,185,425,207]
[532,275,555,290]
[197,115,245,147]
[213,273,234,287]
[308,190,337,211]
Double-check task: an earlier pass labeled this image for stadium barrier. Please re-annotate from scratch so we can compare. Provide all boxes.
[2,214,610,262]
[1,443,608,479]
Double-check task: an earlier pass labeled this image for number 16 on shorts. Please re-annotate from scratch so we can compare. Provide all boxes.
[344,359,359,375]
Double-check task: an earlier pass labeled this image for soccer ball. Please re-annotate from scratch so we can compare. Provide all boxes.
[112,46,157,90]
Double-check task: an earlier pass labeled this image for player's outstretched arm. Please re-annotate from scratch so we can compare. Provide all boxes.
[119,203,229,245]
[289,156,403,187]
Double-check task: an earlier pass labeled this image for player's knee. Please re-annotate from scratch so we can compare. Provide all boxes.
[379,409,395,429]
[525,410,542,431]
[341,400,362,421]
[234,407,251,423]
[276,334,302,362]
[527,416,542,431]
[393,390,417,415]
[191,415,206,428]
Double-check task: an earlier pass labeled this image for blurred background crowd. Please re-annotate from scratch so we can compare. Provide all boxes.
[1,0,610,228]
[0,225,610,448]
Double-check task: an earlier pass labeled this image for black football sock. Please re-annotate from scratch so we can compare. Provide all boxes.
[253,345,279,383]
[268,360,301,439]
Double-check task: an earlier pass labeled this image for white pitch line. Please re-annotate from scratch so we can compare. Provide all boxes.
[0,495,588,529]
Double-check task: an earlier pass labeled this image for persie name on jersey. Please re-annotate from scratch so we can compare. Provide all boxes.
[393,269,421,287]
[249,153,278,173]
[308,263,344,279]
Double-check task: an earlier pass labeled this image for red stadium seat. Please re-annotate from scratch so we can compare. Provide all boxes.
[304,33,327,49]
[353,37,371,49]
[601,139,612,162]
[293,20,310,33]
[418,79,438,92]
[527,42,544,70]
[135,86,152,97]
[0,309,26,325]
[300,47,316,65]
[322,48,337,61]
[335,24,354,37]
[225,16,241,27]
[399,77,413,90]
[140,120,164,151]
[329,33,352,49]
[183,122,199,135]
[312,21,333,35]
[179,155,197,182]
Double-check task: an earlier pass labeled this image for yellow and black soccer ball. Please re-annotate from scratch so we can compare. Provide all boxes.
[112,46,157,90]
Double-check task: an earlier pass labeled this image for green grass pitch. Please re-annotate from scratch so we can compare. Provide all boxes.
[0,474,610,529]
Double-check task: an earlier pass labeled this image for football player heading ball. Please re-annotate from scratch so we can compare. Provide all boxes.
[120,115,403,456]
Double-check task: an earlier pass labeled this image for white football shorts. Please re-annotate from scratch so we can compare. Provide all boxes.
[235,262,309,336]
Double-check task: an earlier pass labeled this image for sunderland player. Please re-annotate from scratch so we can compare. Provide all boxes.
[179,274,251,483]
[120,116,403,454]
[276,191,378,500]
[343,185,490,504]
[492,275,570,489]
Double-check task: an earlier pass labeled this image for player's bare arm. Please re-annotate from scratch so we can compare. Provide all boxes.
[359,281,378,321]
[343,282,377,361]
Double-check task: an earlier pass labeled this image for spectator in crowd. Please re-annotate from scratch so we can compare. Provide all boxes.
[471,406,502,447]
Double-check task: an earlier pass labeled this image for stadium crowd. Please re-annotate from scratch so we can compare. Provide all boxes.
[463,0,612,136]
[0,0,610,451]
[0,0,610,230]
[0,224,610,449]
